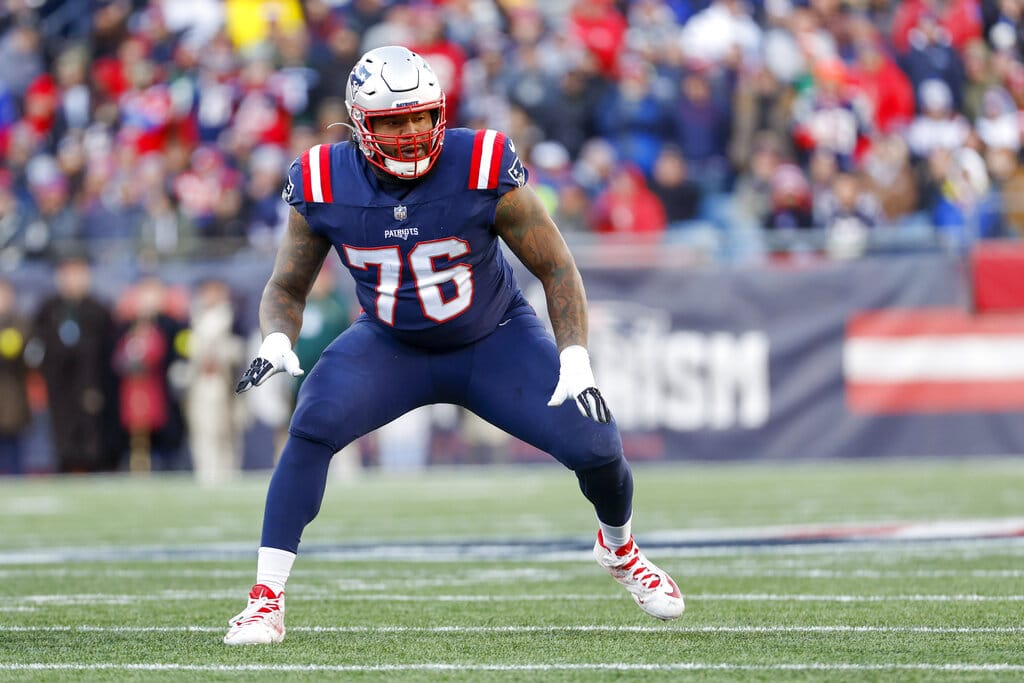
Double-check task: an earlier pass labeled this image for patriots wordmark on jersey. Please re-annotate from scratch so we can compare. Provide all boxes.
[284,128,530,349]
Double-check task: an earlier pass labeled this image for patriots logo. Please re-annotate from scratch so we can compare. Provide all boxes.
[281,177,294,202]
[507,156,526,188]
[350,64,371,91]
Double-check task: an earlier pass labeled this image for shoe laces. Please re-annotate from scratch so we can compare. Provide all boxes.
[230,586,282,626]
[610,538,663,591]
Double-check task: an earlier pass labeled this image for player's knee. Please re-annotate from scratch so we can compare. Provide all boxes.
[560,425,624,472]
[290,396,347,452]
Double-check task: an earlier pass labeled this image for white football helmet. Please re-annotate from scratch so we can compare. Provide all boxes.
[345,45,446,179]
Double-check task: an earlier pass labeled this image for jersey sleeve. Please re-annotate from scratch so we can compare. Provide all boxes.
[466,129,529,197]
[281,144,336,216]
[281,155,308,216]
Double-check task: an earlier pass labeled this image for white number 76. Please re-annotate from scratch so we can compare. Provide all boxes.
[343,237,474,325]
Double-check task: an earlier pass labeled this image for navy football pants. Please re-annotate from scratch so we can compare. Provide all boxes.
[261,304,632,553]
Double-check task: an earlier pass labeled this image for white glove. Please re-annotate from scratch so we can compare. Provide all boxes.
[547,345,612,423]
[235,332,304,393]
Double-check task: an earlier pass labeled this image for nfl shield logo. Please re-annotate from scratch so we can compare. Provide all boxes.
[394,205,407,221]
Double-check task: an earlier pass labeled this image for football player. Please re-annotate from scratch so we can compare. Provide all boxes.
[224,45,684,645]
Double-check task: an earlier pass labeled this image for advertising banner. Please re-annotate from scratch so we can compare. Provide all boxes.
[517,253,1024,461]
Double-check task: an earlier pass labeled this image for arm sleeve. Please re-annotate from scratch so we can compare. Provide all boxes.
[495,135,529,197]
[281,157,308,216]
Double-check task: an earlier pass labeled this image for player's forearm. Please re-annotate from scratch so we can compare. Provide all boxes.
[259,280,306,344]
[543,267,589,351]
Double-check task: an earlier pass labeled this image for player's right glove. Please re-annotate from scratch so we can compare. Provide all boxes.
[547,345,612,424]
[235,332,304,394]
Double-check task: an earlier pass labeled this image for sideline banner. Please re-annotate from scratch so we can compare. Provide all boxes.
[521,253,1024,460]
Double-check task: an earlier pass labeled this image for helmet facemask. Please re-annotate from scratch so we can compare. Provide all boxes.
[345,46,447,179]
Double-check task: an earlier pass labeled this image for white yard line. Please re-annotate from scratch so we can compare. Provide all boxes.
[4,566,1023,580]
[2,625,1022,634]
[1,663,1022,673]
[11,592,1024,605]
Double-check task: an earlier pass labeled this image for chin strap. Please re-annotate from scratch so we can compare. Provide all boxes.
[383,157,431,177]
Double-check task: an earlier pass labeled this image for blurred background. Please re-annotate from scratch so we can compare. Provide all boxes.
[1,0,1023,480]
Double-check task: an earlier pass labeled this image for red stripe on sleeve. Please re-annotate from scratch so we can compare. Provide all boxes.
[486,132,506,189]
[468,130,486,189]
[318,144,333,203]
[300,151,313,203]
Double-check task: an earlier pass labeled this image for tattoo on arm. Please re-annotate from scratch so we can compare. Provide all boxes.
[495,186,588,350]
[260,209,332,343]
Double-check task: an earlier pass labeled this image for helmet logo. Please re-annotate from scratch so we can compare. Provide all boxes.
[350,64,372,91]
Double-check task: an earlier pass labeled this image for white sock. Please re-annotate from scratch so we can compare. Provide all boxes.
[256,546,296,595]
[599,517,632,550]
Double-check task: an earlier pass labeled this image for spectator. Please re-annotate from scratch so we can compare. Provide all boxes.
[0,169,31,266]
[409,5,467,124]
[306,18,361,109]
[173,145,246,253]
[678,0,763,71]
[847,36,916,136]
[900,10,967,110]
[0,20,44,97]
[542,59,607,159]
[590,162,668,236]
[20,155,79,262]
[595,55,676,178]
[528,140,575,218]
[961,38,998,120]
[460,37,515,133]
[0,277,31,475]
[183,278,246,485]
[730,64,795,178]
[674,61,735,193]
[733,131,786,231]
[791,59,869,171]
[113,276,187,472]
[861,134,922,225]
[766,163,814,231]
[984,145,1024,232]
[926,147,1003,245]
[625,0,685,69]
[891,0,983,55]
[975,84,1021,150]
[821,172,881,259]
[993,148,1024,237]
[567,0,629,77]
[982,0,1024,59]
[31,253,121,473]
[551,182,593,234]
[906,79,972,160]
[808,148,840,227]
[244,144,289,251]
[650,145,703,226]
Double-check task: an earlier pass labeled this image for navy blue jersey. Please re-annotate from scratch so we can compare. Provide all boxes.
[282,128,530,349]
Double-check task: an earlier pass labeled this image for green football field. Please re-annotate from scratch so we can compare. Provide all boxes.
[1,458,1023,681]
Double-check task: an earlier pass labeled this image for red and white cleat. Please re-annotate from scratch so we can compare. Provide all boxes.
[594,531,685,621]
[223,584,286,645]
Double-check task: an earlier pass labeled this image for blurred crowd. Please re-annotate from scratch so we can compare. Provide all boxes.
[5,0,1024,476]
[2,0,1024,267]
[0,254,506,478]
[0,254,360,479]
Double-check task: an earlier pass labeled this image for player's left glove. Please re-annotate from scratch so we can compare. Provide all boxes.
[547,345,612,424]
[235,332,304,394]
